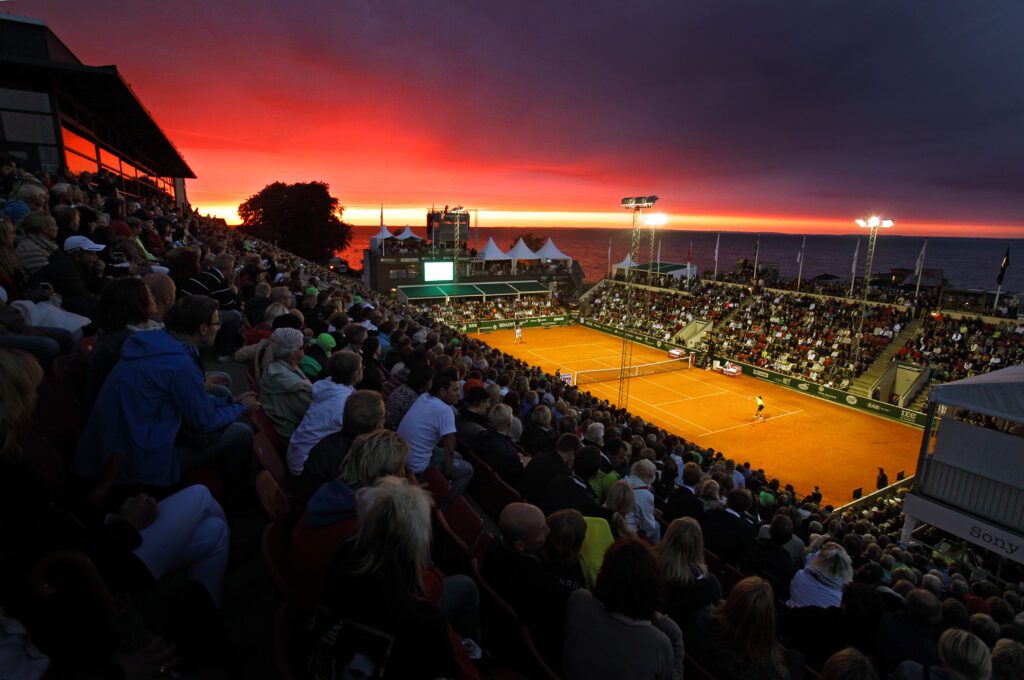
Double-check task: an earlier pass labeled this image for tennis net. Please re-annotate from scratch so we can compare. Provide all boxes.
[573,356,690,386]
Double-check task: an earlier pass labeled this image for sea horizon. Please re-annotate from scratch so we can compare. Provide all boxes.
[334,224,1020,294]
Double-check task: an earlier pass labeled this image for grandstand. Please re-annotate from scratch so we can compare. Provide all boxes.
[3,16,1023,680]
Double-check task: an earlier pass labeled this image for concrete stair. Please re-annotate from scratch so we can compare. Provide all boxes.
[850,318,922,397]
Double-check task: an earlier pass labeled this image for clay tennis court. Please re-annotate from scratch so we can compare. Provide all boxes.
[472,325,921,506]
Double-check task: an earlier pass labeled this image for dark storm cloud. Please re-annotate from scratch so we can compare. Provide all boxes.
[38,0,1024,224]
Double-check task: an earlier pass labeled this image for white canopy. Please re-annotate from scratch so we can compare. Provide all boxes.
[506,238,539,260]
[478,237,510,261]
[370,225,393,241]
[929,365,1024,423]
[615,253,638,268]
[395,226,421,240]
[534,238,571,260]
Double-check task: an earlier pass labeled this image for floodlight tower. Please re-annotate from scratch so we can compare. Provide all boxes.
[617,195,659,409]
[450,205,467,282]
[853,215,894,358]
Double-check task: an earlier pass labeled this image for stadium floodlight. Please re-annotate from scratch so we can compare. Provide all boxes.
[621,195,659,209]
[855,216,894,229]
[852,213,895,359]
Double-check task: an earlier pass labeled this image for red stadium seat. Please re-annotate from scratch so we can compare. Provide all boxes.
[469,558,560,680]
[253,430,294,500]
[442,495,484,549]
[251,408,282,451]
[262,520,291,601]
[287,512,359,610]
[432,508,472,576]
[421,466,453,506]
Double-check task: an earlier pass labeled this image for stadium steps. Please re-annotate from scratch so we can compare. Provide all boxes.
[908,382,933,412]
[850,318,923,397]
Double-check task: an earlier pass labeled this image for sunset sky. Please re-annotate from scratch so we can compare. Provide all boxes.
[26,1,1024,236]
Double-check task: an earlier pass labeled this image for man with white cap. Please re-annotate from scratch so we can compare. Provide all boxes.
[30,234,106,318]
[259,328,312,441]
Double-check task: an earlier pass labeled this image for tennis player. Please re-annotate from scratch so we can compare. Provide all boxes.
[754,395,765,420]
[514,324,524,344]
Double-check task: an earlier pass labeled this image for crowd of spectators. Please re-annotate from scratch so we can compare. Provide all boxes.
[899,314,1024,384]
[3,160,1023,680]
[584,280,747,343]
[430,295,569,325]
[712,291,912,388]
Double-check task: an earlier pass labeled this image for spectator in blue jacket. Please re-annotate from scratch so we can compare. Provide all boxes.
[74,295,258,496]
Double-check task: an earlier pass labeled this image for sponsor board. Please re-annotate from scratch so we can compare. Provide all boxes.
[719,357,927,428]
[459,316,572,333]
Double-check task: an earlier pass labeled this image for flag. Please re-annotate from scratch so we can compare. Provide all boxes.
[657,240,663,266]
[714,233,720,265]
[851,239,860,276]
[687,241,692,265]
[997,245,1010,285]
[914,239,927,277]
[797,236,806,264]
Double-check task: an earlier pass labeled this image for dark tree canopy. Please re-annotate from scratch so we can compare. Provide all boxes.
[507,232,545,252]
[237,181,351,263]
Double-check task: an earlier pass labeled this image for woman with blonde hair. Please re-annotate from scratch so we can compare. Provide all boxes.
[15,211,58,276]
[313,478,468,679]
[657,517,723,631]
[690,576,804,680]
[522,403,556,455]
[604,479,637,539]
[698,478,723,510]
[787,542,854,609]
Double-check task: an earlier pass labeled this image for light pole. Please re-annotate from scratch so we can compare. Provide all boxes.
[853,215,894,360]
[617,195,659,409]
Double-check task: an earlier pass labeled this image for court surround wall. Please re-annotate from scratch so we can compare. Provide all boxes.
[719,358,927,428]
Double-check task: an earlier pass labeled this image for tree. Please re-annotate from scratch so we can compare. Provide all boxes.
[237,181,351,263]
[507,232,545,252]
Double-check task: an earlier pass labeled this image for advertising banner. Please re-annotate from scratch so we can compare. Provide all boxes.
[458,315,570,333]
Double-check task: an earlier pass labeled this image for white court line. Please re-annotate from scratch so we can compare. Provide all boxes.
[586,380,714,433]
[698,408,804,437]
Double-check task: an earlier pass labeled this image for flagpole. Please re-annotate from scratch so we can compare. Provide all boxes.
[752,234,760,285]
[713,233,720,281]
[607,237,612,278]
[993,243,1011,313]
[914,239,927,299]
[849,239,860,297]
[796,235,806,292]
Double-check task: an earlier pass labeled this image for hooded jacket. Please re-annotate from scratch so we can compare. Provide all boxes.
[304,479,358,528]
[74,329,244,486]
[286,379,355,476]
[259,359,312,441]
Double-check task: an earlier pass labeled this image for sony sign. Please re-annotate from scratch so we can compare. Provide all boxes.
[903,493,1024,564]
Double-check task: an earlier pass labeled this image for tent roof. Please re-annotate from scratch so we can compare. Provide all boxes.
[506,238,539,260]
[369,225,394,241]
[479,237,510,261]
[395,226,421,240]
[615,253,637,268]
[534,238,571,260]
[929,365,1024,423]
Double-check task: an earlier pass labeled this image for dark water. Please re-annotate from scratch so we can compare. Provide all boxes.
[339,226,1020,293]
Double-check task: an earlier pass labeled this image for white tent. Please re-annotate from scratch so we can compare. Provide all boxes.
[506,238,539,260]
[534,238,572,260]
[929,365,1024,423]
[478,237,510,261]
[369,225,395,252]
[395,226,422,240]
[615,253,637,268]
